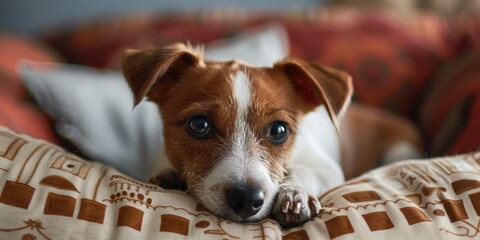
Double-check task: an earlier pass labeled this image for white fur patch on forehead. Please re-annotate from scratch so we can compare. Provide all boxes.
[229,70,253,180]
[232,70,252,116]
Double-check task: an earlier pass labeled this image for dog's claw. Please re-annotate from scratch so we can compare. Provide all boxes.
[293,202,301,214]
[272,185,321,227]
[283,201,290,213]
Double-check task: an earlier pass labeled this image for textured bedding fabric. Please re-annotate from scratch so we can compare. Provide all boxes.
[0,127,479,240]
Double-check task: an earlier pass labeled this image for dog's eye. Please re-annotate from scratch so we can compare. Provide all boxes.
[188,116,211,139]
[268,122,288,145]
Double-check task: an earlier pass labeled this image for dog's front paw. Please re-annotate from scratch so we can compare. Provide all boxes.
[148,170,187,191]
[272,185,321,227]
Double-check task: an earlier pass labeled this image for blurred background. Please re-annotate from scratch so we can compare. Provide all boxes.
[2,0,480,36]
[0,0,479,168]
[0,0,322,35]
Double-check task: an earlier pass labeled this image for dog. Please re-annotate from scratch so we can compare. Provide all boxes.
[121,43,422,227]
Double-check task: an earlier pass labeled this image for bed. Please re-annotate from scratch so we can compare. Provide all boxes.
[0,127,479,239]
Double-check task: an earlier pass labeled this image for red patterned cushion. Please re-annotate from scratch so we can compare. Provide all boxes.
[0,34,60,143]
[0,95,59,144]
[0,34,59,99]
[418,48,480,156]
[44,9,458,117]
[44,14,258,69]
[286,9,458,116]
[455,12,480,51]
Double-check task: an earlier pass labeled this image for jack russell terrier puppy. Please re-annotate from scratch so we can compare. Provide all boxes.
[121,43,422,227]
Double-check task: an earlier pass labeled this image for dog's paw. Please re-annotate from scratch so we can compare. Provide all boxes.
[148,170,187,191]
[271,185,321,227]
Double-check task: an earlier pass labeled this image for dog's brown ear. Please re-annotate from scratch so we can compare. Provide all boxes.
[274,57,353,129]
[121,43,204,106]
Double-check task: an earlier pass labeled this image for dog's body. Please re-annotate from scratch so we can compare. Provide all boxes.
[121,43,422,227]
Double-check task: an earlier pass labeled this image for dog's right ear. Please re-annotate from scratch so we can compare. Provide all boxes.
[273,57,353,131]
[121,43,204,106]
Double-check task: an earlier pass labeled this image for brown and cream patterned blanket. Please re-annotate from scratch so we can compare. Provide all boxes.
[0,126,479,239]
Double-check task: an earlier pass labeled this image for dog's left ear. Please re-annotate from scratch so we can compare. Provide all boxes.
[274,57,353,129]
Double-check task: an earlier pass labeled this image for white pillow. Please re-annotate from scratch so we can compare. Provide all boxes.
[204,22,288,66]
[19,22,289,180]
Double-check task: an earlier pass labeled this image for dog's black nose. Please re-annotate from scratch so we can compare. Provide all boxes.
[226,184,264,218]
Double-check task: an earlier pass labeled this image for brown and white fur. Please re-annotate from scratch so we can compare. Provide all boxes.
[121,43,421,227]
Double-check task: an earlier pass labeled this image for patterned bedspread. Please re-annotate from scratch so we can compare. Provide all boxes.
[0,126,479,239]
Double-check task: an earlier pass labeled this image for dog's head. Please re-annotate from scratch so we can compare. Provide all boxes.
[121,43,352,221]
